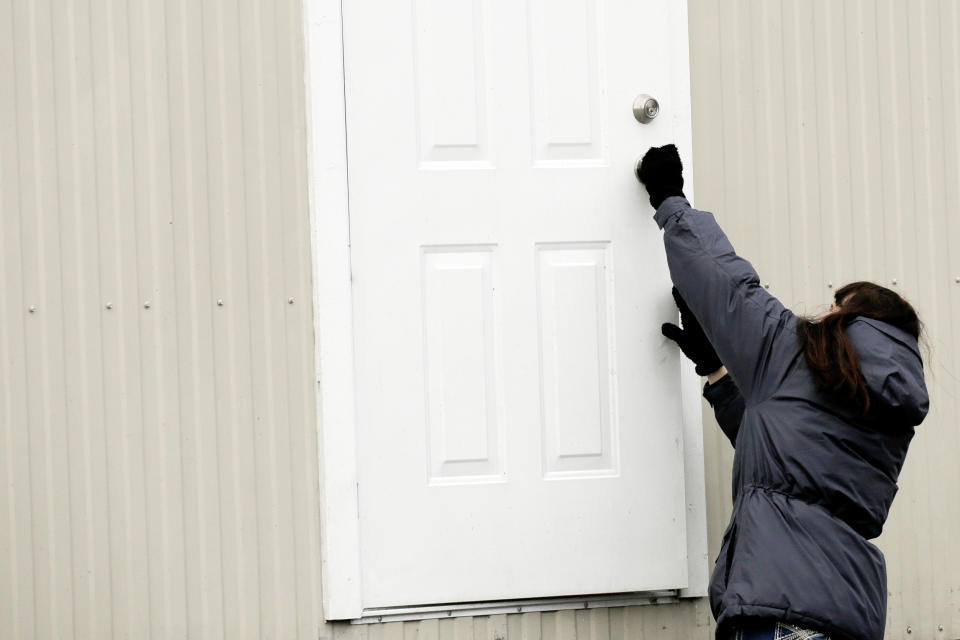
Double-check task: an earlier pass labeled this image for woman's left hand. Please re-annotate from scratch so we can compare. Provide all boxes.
[636,144,686,209]
[662,287,723,376]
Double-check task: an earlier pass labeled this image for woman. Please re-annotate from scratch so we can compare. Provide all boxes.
[637,145,929,640]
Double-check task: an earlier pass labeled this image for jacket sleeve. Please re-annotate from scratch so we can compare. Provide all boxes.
[703,375,745,447]
[654,196,796,402]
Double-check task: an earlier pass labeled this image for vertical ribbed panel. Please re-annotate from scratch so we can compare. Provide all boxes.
[4,1,959,639]
[0,0,321,639]
[689,1,960,639]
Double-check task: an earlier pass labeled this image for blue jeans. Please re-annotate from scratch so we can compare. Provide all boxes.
[719,620,831,640]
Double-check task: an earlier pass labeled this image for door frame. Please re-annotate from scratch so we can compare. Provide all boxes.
[303,0,363,621]
[303,0,708,622]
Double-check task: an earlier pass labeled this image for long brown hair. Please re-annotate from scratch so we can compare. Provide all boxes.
[796,281,922,414]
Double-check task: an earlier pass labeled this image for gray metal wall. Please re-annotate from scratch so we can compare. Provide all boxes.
[0,0,321,638]
[689,2,960,639]
[1,1,957,639]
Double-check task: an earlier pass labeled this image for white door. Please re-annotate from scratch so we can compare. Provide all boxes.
[343,0,693,609]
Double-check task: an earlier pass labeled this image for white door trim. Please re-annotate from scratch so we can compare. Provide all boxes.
[303,0,364,620]
[303,0,707,622]
[666,0,710,600]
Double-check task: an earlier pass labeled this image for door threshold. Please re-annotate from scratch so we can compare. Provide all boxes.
[350,590,680,624]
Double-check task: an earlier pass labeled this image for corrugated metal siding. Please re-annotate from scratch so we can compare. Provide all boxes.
[3,0,958,639]
[689,1,960,639]
[329,605,713,640]
[0,0,322,638]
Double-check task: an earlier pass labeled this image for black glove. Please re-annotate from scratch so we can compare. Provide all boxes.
[637,144,685,209]
[662,287,722,376]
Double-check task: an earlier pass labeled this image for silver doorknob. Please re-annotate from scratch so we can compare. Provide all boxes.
[633,94,659,123]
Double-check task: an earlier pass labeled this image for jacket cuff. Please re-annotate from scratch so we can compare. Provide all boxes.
[653,195,691,229]
[703,374,737,407]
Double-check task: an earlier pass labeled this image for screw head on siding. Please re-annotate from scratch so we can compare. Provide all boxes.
[105,302,112,309]
[27,305,36,313]
[907,626,912,634]
[217,299,224,306]
[288,297,295,304]
[763,282,770,289]
[955,276,959,283]
[827,281,833,288]
[892,278,898,285]
[938,624,944,632]
[143,301,151,309]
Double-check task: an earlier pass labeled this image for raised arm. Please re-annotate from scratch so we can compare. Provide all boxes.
[655,196,795,400]
[638,145,797,402]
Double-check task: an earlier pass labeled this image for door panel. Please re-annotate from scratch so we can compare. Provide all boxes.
[343,0,691,608]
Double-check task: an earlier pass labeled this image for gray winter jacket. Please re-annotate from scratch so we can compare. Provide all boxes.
[654,196,929,640]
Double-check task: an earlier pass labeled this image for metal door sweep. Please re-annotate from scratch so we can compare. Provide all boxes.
[350,590,679,624]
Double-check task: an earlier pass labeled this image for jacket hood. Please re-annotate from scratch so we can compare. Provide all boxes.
[847,316,929,426]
